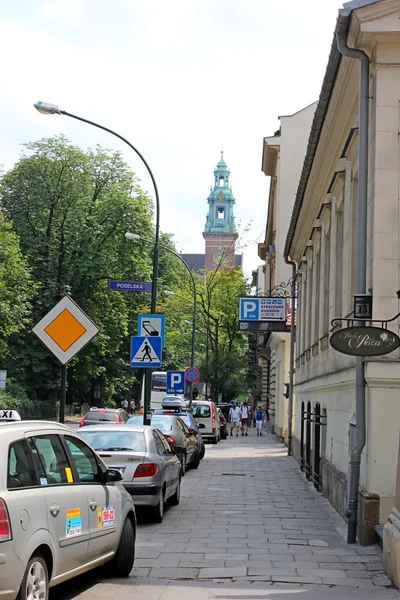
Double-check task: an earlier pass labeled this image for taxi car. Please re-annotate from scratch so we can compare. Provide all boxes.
[0,417,136,600]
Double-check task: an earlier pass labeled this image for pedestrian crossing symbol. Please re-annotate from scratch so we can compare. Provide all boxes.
[130,336,162,368]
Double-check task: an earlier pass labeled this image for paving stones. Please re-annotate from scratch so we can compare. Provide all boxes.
[134,428,392,590]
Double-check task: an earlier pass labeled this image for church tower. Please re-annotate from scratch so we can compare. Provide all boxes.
[203,152,239,270]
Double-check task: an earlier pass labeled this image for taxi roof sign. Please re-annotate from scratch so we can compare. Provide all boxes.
[0,409,21,422]
[32,295,99,365]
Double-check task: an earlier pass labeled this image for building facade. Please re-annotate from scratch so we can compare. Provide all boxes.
[182,153,242,272]
[284,0,400,545]
[257,102,316,438]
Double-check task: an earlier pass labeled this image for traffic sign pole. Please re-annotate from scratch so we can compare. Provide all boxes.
[60,364,67,424]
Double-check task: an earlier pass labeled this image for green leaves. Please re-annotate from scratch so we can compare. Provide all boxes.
[0,135,171,406]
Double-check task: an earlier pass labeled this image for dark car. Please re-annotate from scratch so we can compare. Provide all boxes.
[218,403,233,421]
[79,408,129,427]
[217,408,228,440]
[127,414,199,475]
[153,408,205,460]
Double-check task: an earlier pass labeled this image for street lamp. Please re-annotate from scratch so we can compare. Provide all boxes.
[35,101,160,426]
[126,232,197,402]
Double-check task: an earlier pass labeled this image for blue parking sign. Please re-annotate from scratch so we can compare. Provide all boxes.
[166,371,185,395]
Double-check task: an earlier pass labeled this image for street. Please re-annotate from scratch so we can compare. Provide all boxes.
[51,428,399,600]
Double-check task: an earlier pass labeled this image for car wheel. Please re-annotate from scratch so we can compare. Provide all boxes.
[181,452,186,476]
[212,435,218,445]
[108,517,135,576]
[200,444,205,459]
[17,553,48,600]
[191,454,200,469]
[170,476,181,506]
[152,489,165,523]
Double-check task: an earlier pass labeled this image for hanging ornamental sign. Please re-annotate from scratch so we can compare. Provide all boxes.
[330,326,400,357]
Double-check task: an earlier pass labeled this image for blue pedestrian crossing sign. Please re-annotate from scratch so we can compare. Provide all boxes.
[166,371,185,395]
[130,336,162,368]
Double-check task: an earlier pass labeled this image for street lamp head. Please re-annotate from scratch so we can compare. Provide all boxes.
[34,101,62,115]
[125,232,140,241]
[164,290,175,296]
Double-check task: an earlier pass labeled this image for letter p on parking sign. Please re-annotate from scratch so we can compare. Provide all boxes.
[239,298,259,321]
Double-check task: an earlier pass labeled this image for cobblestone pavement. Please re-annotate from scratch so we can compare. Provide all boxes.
[58,427,400,599]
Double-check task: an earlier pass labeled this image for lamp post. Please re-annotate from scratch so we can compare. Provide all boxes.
[34,101,160,426]
[125,233,197,402]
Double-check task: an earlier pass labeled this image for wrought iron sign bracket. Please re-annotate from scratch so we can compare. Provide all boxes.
[330,312,400,333]
[258,276,298,299]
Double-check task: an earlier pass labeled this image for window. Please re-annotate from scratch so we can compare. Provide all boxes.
[219,176,224,187]
[192,405,210,418]
[150,416,173,433]
[178,418,190,435]
[335,205,344,316]
[217,206,225,219]
[153,431,167,455]
[323,231,331,335]
[151,373,167,391]
[8,439,38,489]
[65,436,101,483]
[314,250,321,344]
[31,435,72,485]
[78,430,146,452]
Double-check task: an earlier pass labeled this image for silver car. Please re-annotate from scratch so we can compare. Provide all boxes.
[0,420,136,600]
[77,425,181,522]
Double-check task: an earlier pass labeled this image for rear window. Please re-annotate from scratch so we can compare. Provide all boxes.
[150,416,173,432]
[127,415,143,425]
[87,411,117,422]
[78,430,146,452]
[191,404,211,418]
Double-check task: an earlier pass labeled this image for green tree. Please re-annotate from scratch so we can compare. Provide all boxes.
[0,213,37,358]
[0,135,164,406]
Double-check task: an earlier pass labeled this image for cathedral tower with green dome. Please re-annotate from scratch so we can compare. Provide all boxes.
[203,152,239,270]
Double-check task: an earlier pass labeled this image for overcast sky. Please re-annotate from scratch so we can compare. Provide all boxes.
[0,0,342,276]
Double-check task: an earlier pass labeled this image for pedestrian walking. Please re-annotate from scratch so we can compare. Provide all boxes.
[255,406,263,436]
[240,401,249,436]
[229,405,241,436]
[262,404,268,428]
[130,399,136,415]
[122,399,129,411]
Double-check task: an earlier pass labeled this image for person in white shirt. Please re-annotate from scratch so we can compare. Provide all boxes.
[240,402,249,436]
[229,405,241,437]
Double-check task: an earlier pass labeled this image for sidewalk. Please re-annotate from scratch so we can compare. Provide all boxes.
[130,426,396,596]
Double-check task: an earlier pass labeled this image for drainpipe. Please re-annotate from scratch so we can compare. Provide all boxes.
[336,14,369,545]
[284,256,297,457]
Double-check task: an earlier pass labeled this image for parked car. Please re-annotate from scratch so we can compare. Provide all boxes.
[217,408,228,440]
[127,414,199,475]
[153,398,205,460]
[77,424,181,522]
[0,420,136,600]
[190,401,220,444]
[218,403,234,422]
[79,408,129,427]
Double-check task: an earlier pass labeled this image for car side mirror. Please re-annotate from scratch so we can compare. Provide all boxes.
[106,468,123,482]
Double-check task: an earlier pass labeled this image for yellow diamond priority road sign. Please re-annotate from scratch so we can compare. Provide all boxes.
[32,296,100,365]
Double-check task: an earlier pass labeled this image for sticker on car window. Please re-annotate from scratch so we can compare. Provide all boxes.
[65,467,73,483]
[65,508,82,537]
[40,477,48,486]
[97,505,115,529]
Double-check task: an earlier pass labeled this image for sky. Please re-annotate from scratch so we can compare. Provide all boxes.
[0,0,343,277]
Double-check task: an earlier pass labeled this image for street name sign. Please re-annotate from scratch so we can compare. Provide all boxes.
[330,326,400,357]
[32,295,100,365]
[137,314,165,348]
[108,280,152,292]
[239,297,286,322]
[130,336,162,368]
[166,371,185,394]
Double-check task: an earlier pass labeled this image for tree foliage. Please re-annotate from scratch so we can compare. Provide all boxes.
[0,136,183,406]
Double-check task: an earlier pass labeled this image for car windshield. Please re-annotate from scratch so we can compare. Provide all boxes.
[78,430,146,452]
[150,416,173,433]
